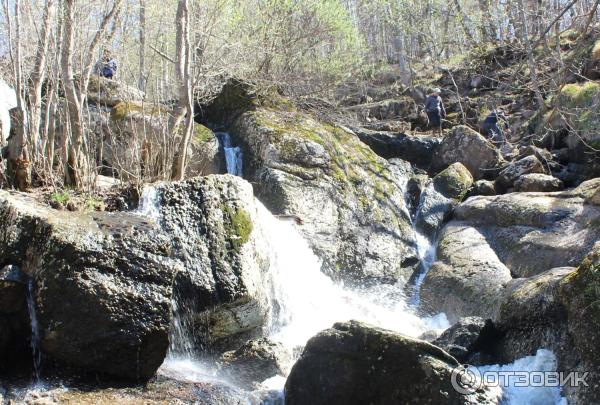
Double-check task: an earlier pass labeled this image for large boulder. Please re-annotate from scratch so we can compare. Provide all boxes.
[86,76,145,107]
[353,128,442,171]
[0,175,272,379]
[452,181,600,278]
[513,173,563,192]
[0,190,180,380]
[433,125,503,179]
[148,176,272,352]
[496,245,600,404]
[420,224,512,323]
[345,97,418,121]
[496,155,545,189]
[285,321,498,405]
[421,179,600,323]
[415,162,473,237]
[230,106,418,285]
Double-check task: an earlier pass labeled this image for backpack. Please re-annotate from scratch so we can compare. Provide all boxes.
[102,65,114,77]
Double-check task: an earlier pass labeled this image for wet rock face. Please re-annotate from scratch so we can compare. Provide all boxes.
[0,175,271,380]
[217,338,291,389]
[0,265,31,376]
[433,317,499,365]
[433,125,503,180]
[285,321,498,405]
[0,190,178,381]
[230,107,418,285]
[415,162,473,238]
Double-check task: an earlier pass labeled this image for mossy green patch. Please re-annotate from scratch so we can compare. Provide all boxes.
[111,101,167,121]
[194,124,215,143]
[221,204,253,252]
[559,82,600,108]
[50,190,70,205]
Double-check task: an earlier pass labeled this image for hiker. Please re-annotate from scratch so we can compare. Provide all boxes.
[425,88,446,137]
[482,108,510,145]
[94,49,118,80]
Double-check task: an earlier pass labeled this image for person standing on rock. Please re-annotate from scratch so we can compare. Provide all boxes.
[94,49,118,80]
[425,88,446,137]
[482,108,510,145]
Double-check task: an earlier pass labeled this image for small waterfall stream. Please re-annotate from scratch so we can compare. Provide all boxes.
[24,276,42,382]
[217,132,243,177]
[409,182,437,307]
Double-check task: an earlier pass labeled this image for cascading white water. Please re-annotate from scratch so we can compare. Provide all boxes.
[478,349,567,405]
[410,182,437,307]
[217,132,243,177]
[258,201,448,350]
[25,278,42,381]
[136,186,161,223]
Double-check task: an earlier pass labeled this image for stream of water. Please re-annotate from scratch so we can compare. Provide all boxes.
[154,139,567,404]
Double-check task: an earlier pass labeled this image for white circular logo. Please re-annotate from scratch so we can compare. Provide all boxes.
[451,365,482,395]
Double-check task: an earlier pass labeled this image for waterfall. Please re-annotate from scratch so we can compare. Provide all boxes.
[25,277,42,381]
[136,186,161,223]
[409,182,437,307]
[257,201,448,350]
[217,132,243,177]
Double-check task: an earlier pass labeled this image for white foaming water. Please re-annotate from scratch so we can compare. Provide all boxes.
[478,349,567,405]
[257,201,448,350]
[136,186,161,223]
[218,132,243,176]
[409,182,437,307]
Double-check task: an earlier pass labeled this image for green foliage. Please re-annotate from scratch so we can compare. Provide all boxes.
[50,190,71,205]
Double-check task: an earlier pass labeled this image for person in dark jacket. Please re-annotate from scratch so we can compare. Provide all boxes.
[425,88,446,136]
[482,109,510,145]
[94,49,118,79]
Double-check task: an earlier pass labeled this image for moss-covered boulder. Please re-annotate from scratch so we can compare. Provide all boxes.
[415,162,473,237]
[230,105,418,285]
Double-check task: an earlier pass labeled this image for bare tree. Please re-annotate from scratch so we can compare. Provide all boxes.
[170,0,194,181]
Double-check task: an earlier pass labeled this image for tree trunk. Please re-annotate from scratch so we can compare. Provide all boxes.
[61,0,85,187]
[7,0,31,190]
[138,0,147,92]
[517,0,546,111]
[171,0,194,181]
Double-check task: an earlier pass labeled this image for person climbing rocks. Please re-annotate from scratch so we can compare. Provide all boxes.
[94,49,118,80]
[482,108,511,145]
[425,88,446,137]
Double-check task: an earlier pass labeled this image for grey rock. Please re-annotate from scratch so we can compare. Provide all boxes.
[353,127,442,171]
[420,224,512,323]
[497,155,544,188]
[433,317,499,364]
[415,162,473,238]
[513,173,563,192]
[434,125,503,179]
[231,107,418,285]
[468,180,497,197]
[284,320,499,405]
[217,338,291,389]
